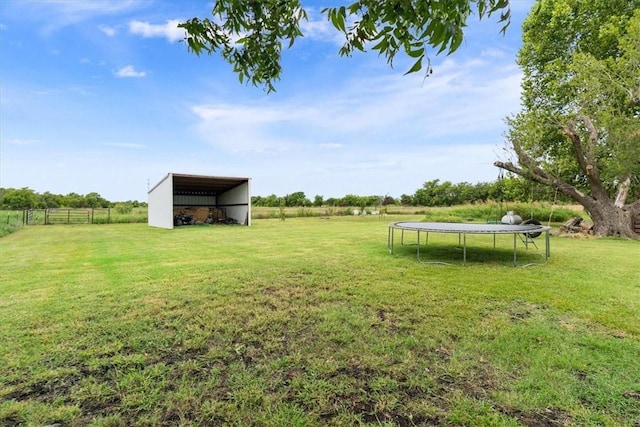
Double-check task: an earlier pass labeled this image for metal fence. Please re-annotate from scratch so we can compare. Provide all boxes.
[21,208,113,225]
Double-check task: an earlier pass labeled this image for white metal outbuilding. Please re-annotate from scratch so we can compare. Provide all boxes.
[148,173,251,229]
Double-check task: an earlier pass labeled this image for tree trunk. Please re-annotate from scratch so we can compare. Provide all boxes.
[586,201,638,239]
[494,159,640,240]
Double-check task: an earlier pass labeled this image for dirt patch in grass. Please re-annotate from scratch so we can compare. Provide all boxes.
[312,363,446,425]
[508,300,547,322]
[499,407,573,426]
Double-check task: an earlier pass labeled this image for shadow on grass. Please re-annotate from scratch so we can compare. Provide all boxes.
[391,240,548,267]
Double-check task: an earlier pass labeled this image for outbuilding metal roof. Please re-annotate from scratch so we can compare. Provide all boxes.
[171,173,249,195]
[149,173,250,196]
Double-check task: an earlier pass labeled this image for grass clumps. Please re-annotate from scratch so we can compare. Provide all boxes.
[1,217,638,426]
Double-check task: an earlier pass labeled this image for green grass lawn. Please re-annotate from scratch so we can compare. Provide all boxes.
[1,216,639,426]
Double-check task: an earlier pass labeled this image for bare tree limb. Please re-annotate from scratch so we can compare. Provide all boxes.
[493,160,591,207]
[615,173,632,208]
[579,115,603,184]
[562,119,591,176]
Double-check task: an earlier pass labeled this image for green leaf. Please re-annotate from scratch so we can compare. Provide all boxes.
[407,45,425,58]
[404,55,424,75]
[371,38,389,53]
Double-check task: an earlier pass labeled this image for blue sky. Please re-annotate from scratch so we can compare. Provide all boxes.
[0,0,534,202]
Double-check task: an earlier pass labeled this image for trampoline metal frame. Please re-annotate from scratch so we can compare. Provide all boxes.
[387,222,551,267]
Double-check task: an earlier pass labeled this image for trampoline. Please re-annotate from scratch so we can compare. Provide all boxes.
[387,222,551,267]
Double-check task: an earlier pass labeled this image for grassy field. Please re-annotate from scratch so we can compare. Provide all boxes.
[1,216,639,426]
[250,202,581,223]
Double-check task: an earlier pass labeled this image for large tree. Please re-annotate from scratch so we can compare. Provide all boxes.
[494,0,640,238]
[179,0,511,92]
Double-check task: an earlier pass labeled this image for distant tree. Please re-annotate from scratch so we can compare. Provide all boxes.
[1,187,39,209]
[381,195,395,205]
[325,197,340,207]
[63,193,86,208]
[85,192,110,208]
[285,191,311,207]
[262,194,281,207]
[40,191,62,208]
[356,195,381,208]
[414,179,443,206]
[399,194,413,206]
[313,195,324,207]
[340,194,361,207]
[180,0,511,92]
[472,182,493,202]
[455,182,475,204]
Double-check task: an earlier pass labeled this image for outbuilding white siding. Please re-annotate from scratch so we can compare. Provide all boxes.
[218,181,251,226]
[148,174,174,229]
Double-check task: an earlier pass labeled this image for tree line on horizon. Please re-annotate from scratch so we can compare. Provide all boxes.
[252,176,563,208]
[0,187,147,210]
[1,176,563,211]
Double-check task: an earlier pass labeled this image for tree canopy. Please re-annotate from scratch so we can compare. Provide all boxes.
[0,188,144,210]
[495,0,640,238]
[179,0,511,92]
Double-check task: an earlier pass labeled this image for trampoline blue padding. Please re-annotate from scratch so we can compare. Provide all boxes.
[387,221,551,266]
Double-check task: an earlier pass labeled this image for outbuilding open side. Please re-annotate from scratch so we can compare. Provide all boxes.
[148,173,251,229]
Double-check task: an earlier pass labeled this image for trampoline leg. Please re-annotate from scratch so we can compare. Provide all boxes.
[546,230,550,261]
[417,230,421,261]
[388,226,394,254]
[463,234,467,265]
[513,233,517,267]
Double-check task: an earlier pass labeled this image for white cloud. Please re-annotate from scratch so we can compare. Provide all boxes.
[0,23,7,31]
[114,65,146,78]
[99,25,116,36]
[190,103,323,153]
[129,19,185,43]
[299,16,346,46]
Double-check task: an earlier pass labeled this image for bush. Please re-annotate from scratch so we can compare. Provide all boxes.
[114,203,133,214]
